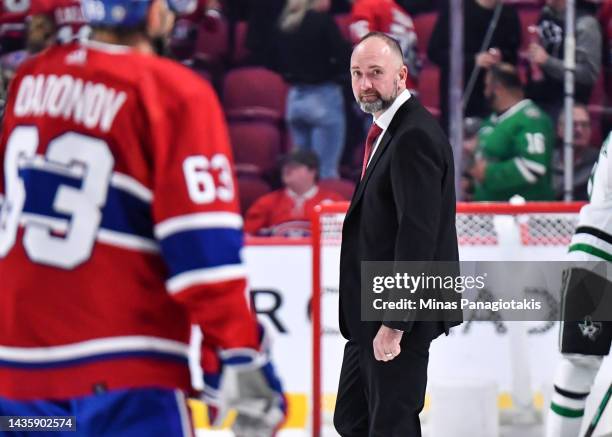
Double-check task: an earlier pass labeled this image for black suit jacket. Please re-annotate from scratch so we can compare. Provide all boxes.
[338,97,460,343]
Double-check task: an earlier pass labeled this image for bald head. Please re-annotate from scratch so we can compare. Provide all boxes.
[350,32,407,117]
[352,32,404,68]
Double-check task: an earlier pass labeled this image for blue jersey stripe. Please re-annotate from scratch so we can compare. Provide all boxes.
[160,228,243,278]
[0,351,188,369]
[20,167,154,240]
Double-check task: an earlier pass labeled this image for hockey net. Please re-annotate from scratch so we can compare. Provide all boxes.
[309,201,585,437]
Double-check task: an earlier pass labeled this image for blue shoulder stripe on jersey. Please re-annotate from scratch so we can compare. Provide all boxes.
[20,167,154,240]
[0,351,188,369]
[20,167,78,221]
[102,185,154,240]
[160,228,243,278]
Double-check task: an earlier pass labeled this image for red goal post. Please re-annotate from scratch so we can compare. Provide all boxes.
[309,201,585,436]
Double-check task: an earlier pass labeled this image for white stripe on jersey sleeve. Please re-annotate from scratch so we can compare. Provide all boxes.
[111,173,153,203]
[155,212,244,240]
[513,157,538,183]
[520,158,547,175]
[166,264,247,294]
[21,214,160,254]
[0,336,189,363]
[97,229,159,253]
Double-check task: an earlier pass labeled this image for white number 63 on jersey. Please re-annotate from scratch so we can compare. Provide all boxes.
[0,126,113,269]
[183,154,234,204]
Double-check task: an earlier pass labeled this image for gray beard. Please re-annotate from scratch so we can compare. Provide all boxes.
[357,82,399,114]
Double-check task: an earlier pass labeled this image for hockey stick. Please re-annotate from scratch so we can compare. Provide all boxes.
[584,382,612,437]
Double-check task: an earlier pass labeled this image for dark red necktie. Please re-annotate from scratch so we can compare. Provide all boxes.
[361,123,383,179]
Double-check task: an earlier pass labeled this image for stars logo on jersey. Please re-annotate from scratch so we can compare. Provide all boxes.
[578,316,602,341]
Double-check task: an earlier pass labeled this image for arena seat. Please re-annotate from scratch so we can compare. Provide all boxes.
[223,67,289,122]
[237,175,272,215]
[229,120,282,176]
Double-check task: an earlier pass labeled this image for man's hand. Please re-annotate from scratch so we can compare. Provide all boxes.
[469,158,488,182]
[373,325,403,362]
[528,43,549,66]
[475,48,501,69]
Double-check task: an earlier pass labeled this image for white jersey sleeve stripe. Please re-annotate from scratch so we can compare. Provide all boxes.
[111,172,153,203]
[513,157,538,183]
[167,264,247,294]
[97,229,159,253]
[0,336,189,363]
[520,158,547,175]
[155,212,244,240]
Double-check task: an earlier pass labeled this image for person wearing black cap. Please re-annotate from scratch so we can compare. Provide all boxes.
[244,150,345,236]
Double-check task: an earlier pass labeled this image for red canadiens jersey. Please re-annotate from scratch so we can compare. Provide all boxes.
[0,41,258,400]
[244,187,345,237]
[349,0,419,90]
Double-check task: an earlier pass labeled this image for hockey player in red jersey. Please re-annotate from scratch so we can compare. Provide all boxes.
[0,0,286,434]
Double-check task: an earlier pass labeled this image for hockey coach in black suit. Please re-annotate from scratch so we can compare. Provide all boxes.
[333,32,461,437]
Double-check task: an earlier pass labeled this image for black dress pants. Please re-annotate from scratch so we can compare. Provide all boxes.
[333,322,440,437]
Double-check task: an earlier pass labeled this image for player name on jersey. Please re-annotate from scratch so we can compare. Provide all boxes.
[13,74,126,133]
[54,5,87,26]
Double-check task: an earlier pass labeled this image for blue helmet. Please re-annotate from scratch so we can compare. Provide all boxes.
[82,0,195,27]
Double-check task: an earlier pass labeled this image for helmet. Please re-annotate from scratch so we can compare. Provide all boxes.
[82,0,195,27]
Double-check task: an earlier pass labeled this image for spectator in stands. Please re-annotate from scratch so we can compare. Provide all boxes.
[244,150,345,236]
[467,63,555,201]
[274,0,351,179]
[244,0,286,67]
[0,49,28,122]
[349,0,420,93]
[553,104,600,200]
[427,0,521,132]
[526,0,602,121]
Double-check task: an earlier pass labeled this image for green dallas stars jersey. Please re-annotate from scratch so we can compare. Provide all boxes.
[473,99,555,201]
[569,132,612,261]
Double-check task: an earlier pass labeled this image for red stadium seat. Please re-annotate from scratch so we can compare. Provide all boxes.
[232,21,251,65]
[318,178,355,200]
[413,12,438,56]
[229,121,282,175]
[223,67,289,122]
[237,176,271,215]
[417,63,440,118]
